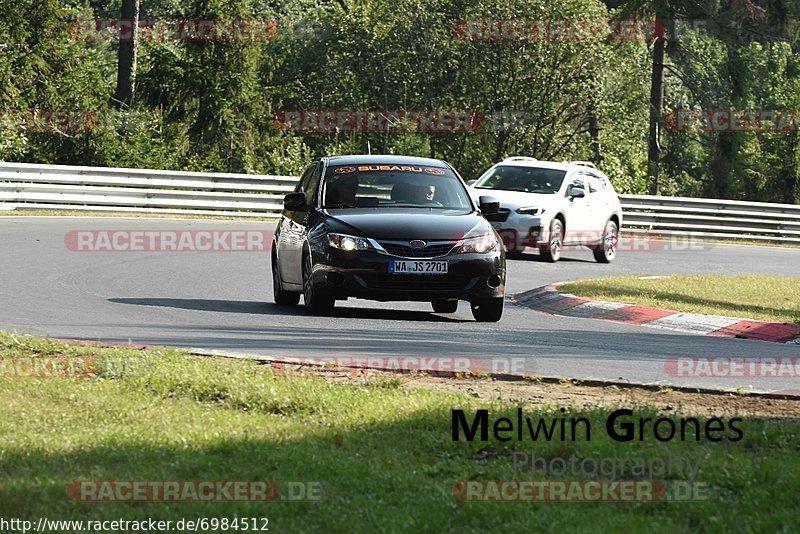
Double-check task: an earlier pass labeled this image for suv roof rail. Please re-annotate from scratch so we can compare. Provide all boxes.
[503,156,538,162]
[568,160,597,169]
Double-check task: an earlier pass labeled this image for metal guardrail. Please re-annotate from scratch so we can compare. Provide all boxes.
[620,194,800,245]
[1,162,799,244]
[0,162,297,218]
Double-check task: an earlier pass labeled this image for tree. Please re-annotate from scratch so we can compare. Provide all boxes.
[646,2,667,195]
[112,0,139,109]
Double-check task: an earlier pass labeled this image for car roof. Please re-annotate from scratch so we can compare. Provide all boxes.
[493,157,604,174]
[323,154,449,167]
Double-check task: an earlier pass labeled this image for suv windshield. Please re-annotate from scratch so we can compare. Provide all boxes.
[475,166,566,194]
[322,164,472,209]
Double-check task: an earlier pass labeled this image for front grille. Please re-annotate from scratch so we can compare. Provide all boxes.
[379,242,456,258]
[484,208,510,222]
[360,274,475,291]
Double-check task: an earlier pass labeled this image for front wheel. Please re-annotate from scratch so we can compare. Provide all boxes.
[593,220,619,263]
[539,219,563,263]
[272,251,300,306]
[303,252,335,314]
[432,299,458,313]
[471,298,504,322]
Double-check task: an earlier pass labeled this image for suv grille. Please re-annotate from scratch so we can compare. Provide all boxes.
[379,242,456,258]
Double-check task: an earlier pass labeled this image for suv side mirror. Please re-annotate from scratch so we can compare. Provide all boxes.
[569,187,586,199]
[466,179,478,186]
[284,192,308,211]
[478,196,500,215]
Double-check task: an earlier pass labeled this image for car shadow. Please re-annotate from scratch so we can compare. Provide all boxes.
[506,251,596,263]
[108,298,468,323]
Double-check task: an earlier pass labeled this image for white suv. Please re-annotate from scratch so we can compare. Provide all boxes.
[468,157,623,263]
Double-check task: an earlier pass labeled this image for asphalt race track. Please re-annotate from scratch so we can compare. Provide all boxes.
[2,217,799,394]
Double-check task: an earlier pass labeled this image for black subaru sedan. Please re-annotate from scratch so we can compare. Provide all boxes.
[271,155,506,321]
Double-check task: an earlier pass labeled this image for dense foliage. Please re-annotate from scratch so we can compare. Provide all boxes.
[0,0,798,202]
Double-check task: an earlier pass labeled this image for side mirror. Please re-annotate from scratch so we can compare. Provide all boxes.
[284,192,308,211]
[479,195,500,215]
[466,180,478,186]
[569,187,586,199]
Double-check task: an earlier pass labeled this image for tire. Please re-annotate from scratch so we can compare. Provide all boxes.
[432,300,458,313]
[303,252,335,313]
[539,219,564,263]
[593,220,619,263]
[470,298,504,322]
[272,250,300,306]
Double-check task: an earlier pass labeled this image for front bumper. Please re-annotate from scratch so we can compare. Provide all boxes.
[491,219,547,253]
[310,248,505,303]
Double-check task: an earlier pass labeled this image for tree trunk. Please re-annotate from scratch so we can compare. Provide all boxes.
[112,0,139,109]
[647,24,666,195]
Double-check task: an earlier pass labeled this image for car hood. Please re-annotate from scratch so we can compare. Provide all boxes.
[469,188,559,209]
[323,209,490,241]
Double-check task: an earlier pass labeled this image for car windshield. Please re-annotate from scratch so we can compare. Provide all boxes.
[322,163,473,209]
[475,166,566,194]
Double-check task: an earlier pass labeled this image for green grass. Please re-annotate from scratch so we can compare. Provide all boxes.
[559,275,800,324]
[1,333,800,531]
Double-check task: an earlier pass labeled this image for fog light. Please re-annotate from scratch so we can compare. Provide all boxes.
[487,274,502,288]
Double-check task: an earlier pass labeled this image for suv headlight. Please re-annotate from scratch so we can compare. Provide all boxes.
[328,233,373,251]
[458,233,499,254]
[516,207,543,215]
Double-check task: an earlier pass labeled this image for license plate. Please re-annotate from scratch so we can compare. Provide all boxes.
[389,260,448,275]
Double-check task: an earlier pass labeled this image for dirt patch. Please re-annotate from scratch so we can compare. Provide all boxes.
[403,376,800,418]
[264,361,800,418]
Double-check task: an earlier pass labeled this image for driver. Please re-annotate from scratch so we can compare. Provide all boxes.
[329,174,359,207]
[412,184,436,203]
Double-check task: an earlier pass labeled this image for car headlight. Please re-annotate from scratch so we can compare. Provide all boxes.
[458,233,499,254]
[516,207,543,215]
[328,233,373,251]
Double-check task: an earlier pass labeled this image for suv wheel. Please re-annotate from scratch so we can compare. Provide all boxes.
[540,219,563,263]
[593,220,618,263]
